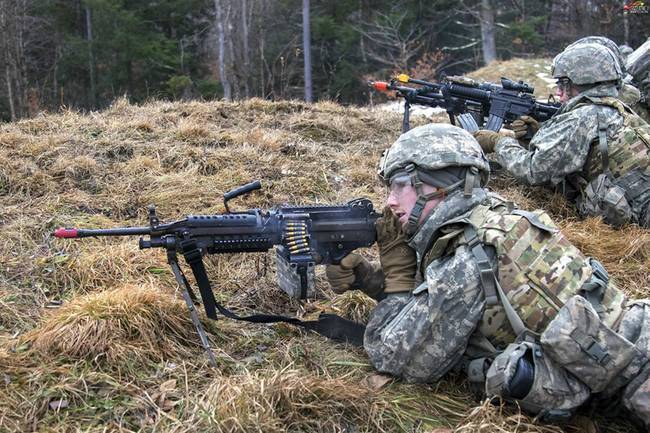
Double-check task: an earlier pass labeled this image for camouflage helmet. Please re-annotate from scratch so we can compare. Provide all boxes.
[378,123,489,185]
[565,36,626,76]
[619,44,633,64]
[552,43,622,85]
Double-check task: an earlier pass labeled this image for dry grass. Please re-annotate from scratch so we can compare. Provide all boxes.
[0,88,647,432]
[193,369,379,433]
[21,285,203,367]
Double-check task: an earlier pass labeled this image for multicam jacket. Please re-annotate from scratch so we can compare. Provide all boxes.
[363,189,626,382]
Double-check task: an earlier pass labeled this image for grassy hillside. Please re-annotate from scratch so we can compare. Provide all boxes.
[0,95,648,432]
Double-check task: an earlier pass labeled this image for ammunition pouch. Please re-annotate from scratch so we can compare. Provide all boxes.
[541,295,647,394]
[484,340,589,422]
[617,169,650,227]
[577,173,632,227]
[577,169,650,228]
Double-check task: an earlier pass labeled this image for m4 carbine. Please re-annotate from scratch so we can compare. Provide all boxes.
[54,181,380,365]
[370,74,561,137]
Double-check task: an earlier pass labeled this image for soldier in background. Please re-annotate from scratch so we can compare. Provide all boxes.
[626,38,650,123]
[567,36,647,122]
[620,44,634,64]
[327,123,650,430]
[475,43,650,228]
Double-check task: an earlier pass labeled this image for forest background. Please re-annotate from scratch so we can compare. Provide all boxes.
[1,0,649,122]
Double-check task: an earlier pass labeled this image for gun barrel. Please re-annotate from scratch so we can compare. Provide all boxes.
[54,226,152,238]
[369,81,390,92]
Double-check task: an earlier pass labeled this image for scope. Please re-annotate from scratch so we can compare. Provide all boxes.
[501,77,534,94]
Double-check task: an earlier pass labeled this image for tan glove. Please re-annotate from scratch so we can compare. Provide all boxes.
[377,207,416,294]
[326,253,383,296]
[472,130,503,153]
[510,115,539,140]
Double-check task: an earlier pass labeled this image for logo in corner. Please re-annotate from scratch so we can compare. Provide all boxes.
[624,1,649,13]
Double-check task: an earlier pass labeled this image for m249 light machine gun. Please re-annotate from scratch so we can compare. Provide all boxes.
[370,74,560,136]
[54,181,380,365]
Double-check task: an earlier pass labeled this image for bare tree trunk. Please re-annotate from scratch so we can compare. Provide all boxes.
[52,44,59,107]
[0,0,16,120]
[241,0,250,98]
[260,34,266,97]
[5,67,15,121]
[226,7,239,100]
[358,0,367,64]
[480,0,497,65]
[17,0,29,115]
[85,7,96,108]
[622,1,630,46]
[302,0,312,102]
[214,0,231,100]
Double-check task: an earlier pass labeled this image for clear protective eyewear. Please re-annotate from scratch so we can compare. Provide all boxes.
[387,174,413,196]
[556,78,571,93]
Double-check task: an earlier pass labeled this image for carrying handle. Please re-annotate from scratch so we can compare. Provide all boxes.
[223,180,262,213]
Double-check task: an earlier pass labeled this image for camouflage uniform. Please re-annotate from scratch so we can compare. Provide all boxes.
[626,38,650,123]
[364,123,650,428]
[494,44,650,228]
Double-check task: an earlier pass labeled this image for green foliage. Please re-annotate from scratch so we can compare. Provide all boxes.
[6,0,649,116]
[196,79,223,100]
[166,75,193,99]
[501,17,548,57]
[44,0,210,108]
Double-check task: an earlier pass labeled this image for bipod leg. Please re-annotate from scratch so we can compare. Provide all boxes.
[402,99,411,132]
[167,251,218,368]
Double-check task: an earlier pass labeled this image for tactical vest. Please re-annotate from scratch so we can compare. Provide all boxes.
[422,199,627,349]
[570,96,650,226]
[579,96,650,181]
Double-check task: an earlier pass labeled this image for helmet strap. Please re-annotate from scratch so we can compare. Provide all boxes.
[404,164,466,235]
[463,166,480,197]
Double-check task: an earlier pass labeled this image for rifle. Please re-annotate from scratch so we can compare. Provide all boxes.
[54,181,380,365]
[370,74,560,136]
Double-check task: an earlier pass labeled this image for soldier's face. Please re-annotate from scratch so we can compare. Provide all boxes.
[386,176,443,227]
[555,78,577,103]
[556,86,570,103]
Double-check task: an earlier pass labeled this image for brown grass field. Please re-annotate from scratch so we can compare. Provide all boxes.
[1,62,648,432]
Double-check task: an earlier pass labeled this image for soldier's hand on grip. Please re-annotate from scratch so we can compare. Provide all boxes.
[377,207,416,293]
[511,115,539,139]
[326,253,369,294]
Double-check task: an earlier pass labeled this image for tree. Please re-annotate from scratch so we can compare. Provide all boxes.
[354,10,426,71]
[214,0,231,100]
[480,0,497,64]
[302,0,312,102]
[85,5,96,107]
[0,0,30,120]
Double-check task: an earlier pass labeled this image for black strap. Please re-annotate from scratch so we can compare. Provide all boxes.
[570,328,611,365]
[464,225,533,340]
[464,225,498,306]
[180,241,366,347]
[181,238,219,319]
[597,112,611,175]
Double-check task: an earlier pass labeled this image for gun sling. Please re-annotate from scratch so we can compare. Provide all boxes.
[179,241,366,348]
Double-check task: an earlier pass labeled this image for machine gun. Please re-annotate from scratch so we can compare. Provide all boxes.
[54,181,380,365]
[370,74,560,136]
